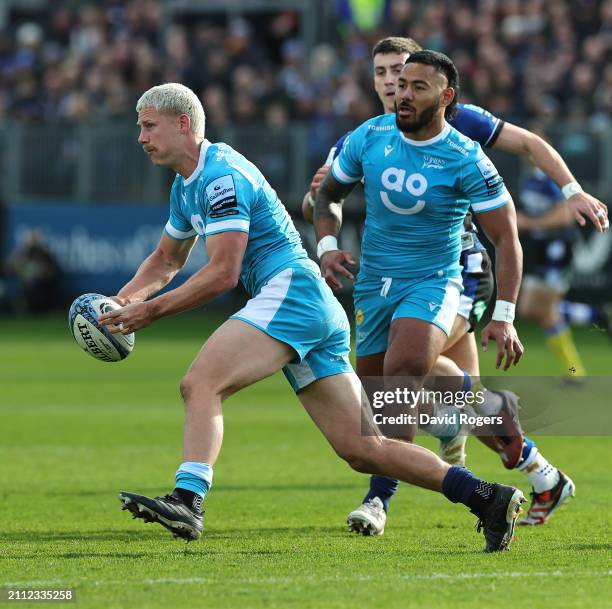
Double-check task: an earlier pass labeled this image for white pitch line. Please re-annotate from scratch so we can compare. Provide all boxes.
[4,570,611,588]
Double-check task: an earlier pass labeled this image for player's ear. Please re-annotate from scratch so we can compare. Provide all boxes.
[178,113,192,134]
[440,87,455,109]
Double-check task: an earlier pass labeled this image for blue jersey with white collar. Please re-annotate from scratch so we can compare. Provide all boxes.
[165,140,313,296]
[326,103,504,163]
[331,113,511,279]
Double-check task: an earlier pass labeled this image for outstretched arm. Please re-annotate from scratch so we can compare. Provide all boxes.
[494,123,608,231]
[100,231,247,333]
[115,232,196,305]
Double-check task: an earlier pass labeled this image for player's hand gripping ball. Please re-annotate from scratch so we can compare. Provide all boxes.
[68,293,135,362]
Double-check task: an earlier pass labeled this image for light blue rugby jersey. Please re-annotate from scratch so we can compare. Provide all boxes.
[331,113,511,279]
[165,140,313,296]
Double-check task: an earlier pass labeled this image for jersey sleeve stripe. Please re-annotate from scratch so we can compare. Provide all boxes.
[471,192,511,212]
[331,157,362,184]
[165,221,197,240]
[484,119,504,147]
[205,219,250,235]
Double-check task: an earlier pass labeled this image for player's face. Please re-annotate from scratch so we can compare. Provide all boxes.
[373,52,410,114]
[137,107,182,167]
[394,63,451,133]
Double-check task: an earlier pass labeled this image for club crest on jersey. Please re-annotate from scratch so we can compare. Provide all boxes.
[422,155,445,170]
[379,168,427,215]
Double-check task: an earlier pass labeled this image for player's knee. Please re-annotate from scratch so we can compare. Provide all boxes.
[179,373,196,403]
[180,369,238,405]
[335,439,379,474]
[179,371,217,404]
[384,355,430,382]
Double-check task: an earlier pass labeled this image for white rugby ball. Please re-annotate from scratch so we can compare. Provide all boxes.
[68,293,135,362]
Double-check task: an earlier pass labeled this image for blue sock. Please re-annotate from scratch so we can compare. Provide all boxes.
[517,436,536,468]
[363,475,400,512]
[175,462,213,499]
[461,371,472,392]
[442,465,495,516]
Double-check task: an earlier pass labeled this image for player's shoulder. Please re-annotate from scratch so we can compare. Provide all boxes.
[451,103,503,147]
[325,130,352,163]
[443,123,483,159]
[363,113,396,133]
[202,142,261,201]
[202,142,237,176]
[456,103,499,122]
[204,143,258,183]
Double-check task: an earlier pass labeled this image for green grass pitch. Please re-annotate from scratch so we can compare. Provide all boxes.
[1,313,610,608]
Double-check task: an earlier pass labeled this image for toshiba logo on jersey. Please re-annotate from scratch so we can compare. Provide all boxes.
[379,167,427,215]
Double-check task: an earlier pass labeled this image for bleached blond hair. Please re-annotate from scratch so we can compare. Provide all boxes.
[136,83,205,137]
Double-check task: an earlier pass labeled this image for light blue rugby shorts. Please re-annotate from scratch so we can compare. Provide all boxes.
[353,269,463,357]
[231,265,353,392]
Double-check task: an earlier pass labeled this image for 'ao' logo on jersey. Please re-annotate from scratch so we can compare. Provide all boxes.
[380,167,427,215]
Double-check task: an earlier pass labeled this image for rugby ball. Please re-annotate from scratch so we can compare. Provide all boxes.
[68,293,135,362]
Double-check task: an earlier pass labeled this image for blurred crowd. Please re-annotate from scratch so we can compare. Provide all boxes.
[0,0,609,134]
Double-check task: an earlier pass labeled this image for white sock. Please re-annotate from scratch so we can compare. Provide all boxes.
[421,403,463,439]
[517,447,560,493]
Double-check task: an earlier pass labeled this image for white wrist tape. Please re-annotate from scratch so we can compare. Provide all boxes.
[492,300,516,323]
[561,181,583,200]
[307,195,316,208]
[317,235,339,259]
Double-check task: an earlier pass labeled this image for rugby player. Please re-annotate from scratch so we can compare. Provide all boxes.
[304,38,587,534]
[98,83,526,551]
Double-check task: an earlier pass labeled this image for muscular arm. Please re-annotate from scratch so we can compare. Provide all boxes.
[313,171,355,241]
[476,201,524,369]
[476,201,523,304]
[117,232,197,304]
[101,231,246,332]
[147,231,246,320]
[313,171,358,290]
[494,123,608,231]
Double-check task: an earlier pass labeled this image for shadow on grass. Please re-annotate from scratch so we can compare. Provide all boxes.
[0,529,159,544]
[37,483,363,498]
[1,525,348,549]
